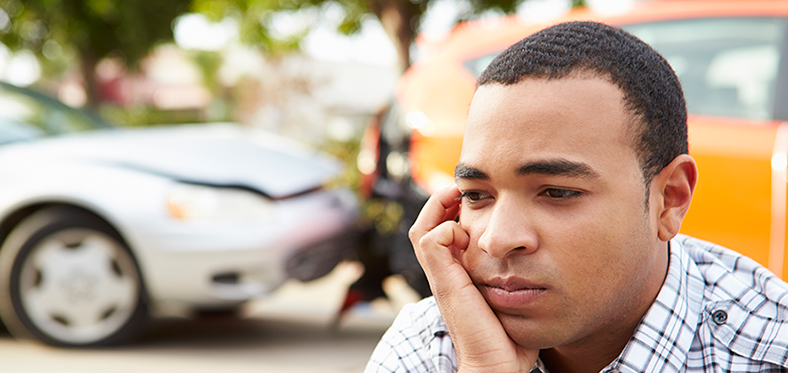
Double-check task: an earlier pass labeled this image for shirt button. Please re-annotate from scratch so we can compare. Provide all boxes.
[711,310,727,325]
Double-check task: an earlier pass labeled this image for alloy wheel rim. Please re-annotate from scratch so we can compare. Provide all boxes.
[18,228,139,344]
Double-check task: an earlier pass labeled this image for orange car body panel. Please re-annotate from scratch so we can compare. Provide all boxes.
[396,0,788,278]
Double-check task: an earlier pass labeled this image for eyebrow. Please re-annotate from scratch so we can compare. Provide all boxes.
[517,159,599,179]
[455,159,599,180]
[454,164,490,180]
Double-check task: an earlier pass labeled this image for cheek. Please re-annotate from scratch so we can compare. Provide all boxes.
[458,206,484,242]
[545,191,651,268]
[553,202,654,297]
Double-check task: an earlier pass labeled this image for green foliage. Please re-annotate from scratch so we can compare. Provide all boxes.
[188,0,588,65]
[362,198,404,236]
[320,133,362,193]
[192,0,346,56]
[332,0,367,35]
[462,0,520,16]
[319,130,404,236]
[190,50,224,94]
[99,104,208,127]
[0,0,189,66]
[0,0,590,81]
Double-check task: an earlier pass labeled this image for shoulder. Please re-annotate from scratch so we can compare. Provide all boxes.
[365,297,456,373]
[674,235,788,369]
[675,234,788,304]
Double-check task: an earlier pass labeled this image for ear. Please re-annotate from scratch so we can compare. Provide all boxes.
[653,154,698,242]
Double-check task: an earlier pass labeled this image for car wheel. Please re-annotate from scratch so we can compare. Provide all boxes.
[0,207,147,347]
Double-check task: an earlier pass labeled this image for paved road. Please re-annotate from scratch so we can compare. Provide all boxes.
[0,262,421,373]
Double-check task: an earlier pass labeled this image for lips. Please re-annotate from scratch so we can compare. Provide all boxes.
[479,277,547,309]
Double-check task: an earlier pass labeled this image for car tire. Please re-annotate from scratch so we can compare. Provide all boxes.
[0,207,147,347]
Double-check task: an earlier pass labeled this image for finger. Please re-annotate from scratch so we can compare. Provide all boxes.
[436,220,470,261]
[409,185,462,240]
[443,203,461,225]
[416,220,470,266]
[416,222,475,302]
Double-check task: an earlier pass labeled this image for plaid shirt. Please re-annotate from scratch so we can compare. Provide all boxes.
[365,235,788,373]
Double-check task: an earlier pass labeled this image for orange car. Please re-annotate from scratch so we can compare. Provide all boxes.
[357,0,788,294]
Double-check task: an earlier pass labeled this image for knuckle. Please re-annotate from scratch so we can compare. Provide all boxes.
[417,233,431,249]
[408,225,419,242]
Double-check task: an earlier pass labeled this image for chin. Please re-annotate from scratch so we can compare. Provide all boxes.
[498,313,564,350]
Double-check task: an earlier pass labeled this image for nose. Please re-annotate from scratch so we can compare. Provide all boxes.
[476,200,538,259]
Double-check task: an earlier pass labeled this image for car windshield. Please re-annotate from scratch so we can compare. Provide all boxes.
[0,83,112,145]
[462,16,786,121]
[624,17,785,121]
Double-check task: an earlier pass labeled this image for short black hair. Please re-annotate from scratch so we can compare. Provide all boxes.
[478,21,687,184]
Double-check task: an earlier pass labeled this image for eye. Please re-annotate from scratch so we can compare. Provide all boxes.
[460,190,490,203]
[542,188,582,199]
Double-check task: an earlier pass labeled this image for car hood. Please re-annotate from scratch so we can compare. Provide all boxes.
[1,123,343,199]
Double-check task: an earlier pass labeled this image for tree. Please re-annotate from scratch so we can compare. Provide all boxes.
[191,0,576,73]
[0,0,190,107]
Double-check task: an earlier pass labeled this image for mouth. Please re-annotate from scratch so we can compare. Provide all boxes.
[479,277,547,310]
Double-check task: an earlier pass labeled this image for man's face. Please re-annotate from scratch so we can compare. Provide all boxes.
[455,76,668,351]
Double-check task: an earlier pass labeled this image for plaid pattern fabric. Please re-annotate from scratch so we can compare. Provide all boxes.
[364,235,788,373]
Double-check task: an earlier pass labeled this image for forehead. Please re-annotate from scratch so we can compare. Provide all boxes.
[460,77,638,175]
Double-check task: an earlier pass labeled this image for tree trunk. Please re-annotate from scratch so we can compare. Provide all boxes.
[368,0,419,73]
[80,49,101,109]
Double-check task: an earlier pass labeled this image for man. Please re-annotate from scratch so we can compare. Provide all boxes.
[365,21,788,373]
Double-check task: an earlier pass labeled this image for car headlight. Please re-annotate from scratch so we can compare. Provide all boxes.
[166,183,275,221]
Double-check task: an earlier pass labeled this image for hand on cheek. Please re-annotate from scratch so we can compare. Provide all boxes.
[409,185,539,373]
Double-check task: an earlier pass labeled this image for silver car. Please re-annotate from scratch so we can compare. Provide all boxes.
[0,82,359,347]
